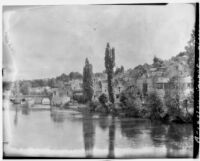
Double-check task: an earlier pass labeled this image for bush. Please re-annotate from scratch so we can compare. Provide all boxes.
[98,94,108,105]
[98,94,109,113]
[73,95,86,104]
[119,86,142,117]
[146,92,164,120]
[89,101,99,112]
[164,92,193,123]
[164,92,181,117]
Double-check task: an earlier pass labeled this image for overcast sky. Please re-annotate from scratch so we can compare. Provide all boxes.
[3,4,195,81]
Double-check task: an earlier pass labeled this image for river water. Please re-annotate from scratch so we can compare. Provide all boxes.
[3,104,193,158]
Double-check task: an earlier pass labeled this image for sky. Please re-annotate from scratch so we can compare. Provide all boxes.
[3,4,195,81]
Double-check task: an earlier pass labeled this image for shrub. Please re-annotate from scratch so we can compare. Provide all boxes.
[164,92,193,123]
[119,86,142,117]
[98,94,108,105]
[164,92,181,117]
[73,95,86,103]
[98,94,109,112]
[146,92,164,120]
[89,101,99,112]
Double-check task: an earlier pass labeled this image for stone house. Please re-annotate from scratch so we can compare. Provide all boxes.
[136,70,193,103]
[51,86,72,106]
[92,76,127,102]
[41,98,51,105]
[101,80,108,95]
[168,76,192,101]
[69,79,83,91]
[154,77,170,99]
[136,74,154,96]
[113,79,127,102]
[93,81,102,101]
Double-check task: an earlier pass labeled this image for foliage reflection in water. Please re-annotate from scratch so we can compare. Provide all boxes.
[4,105,193,158]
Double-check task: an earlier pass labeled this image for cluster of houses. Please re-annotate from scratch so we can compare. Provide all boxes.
[9,57,192,108]
[92,62,192,108]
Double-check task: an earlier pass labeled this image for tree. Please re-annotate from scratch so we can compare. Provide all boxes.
[69,72,83,80]
[119,85,142,116]
[83,58,94,102]
[186,30,195,87]
[98,93,109,112]
[153,56,164,68]
[105,43,115,103]
[114,65,124,75]
[132,65,147,80]
[56,73,70,82]
[20,82,31,95]
[3,81,12,91]
[146,92,164,120]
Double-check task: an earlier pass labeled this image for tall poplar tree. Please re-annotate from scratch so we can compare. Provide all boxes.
[105,43,115,103]
[83,58,94,102]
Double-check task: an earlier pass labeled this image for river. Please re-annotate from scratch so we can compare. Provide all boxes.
[3,104,193,158]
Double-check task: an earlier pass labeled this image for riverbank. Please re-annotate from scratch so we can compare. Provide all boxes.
[87,101,193,124]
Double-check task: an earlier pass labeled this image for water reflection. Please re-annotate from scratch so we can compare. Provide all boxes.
[98,114,109,130]
[6,105,193,158]
[108,116,116,158]
[82,111,95,158]
[50,109,65,123]
[21,104,30,115]
[150,121,168,147]
[166,124,193,158]
[14,106,19,126]
[120,119,146,140]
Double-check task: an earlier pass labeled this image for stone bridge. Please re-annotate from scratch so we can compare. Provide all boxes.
[12,94,53,105]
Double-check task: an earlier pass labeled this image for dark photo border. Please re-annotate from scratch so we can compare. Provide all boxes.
[2,3,199,159]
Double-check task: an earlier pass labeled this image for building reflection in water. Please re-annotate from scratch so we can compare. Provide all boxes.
[14,106,19,126]
[50,109,65,123]
[107,115,116,158]
[21,104,30,115]
[82,111,95,158]
[98,113,109,130]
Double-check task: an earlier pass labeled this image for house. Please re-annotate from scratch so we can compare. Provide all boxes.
[136,74,154,96]
[101,80,108,95]
[41,98,51,105]
[51,86,72,106]
[169,76,192,101]
[154,77,170,98]
[136,68,170,99]
[136,69,193,102]
[93,81,103,101]
[34,97,43,104]
[69,79,83,91]
[113,79,127,102]
[92,76,127,102]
